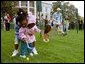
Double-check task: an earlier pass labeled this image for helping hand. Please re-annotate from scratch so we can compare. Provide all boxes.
[22,38,26,42]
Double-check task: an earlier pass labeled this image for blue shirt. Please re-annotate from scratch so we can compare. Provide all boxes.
[13,16,20,35]
[53,12,62,24]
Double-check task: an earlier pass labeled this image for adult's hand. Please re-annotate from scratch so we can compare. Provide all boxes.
[22,38,26,42]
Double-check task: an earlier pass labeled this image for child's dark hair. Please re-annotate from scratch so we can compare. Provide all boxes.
[16,10,27,24]
[17,8,25,16]
[16,15,27,23]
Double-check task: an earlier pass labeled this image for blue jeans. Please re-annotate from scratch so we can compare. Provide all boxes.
[63,24,68,32]
[14,34,20,44]
[63,24,66,32]
[20,40,33,56]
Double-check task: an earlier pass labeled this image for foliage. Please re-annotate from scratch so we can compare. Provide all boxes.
[1,1,18,17]
[52,1,81,22]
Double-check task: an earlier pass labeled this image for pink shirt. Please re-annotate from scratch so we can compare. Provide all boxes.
[19,25,41,43]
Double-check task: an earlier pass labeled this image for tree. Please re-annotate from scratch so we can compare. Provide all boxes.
[1,1,17,17]
[52,1,80,22]
[52,1,61,13]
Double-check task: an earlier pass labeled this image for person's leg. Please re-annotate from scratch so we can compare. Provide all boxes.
[7,23,9,31]
[28,43,34,56]
[46,33,49,42]
[5,23,8,31]
[66,24,68,32]
[60,25,64,34]
[43,33,49,42]
[12,35,19,56]
[8,23,10,31]
[63,24,65,32]
[20,41,27,58]
[3,22,6,30]
[33,41,35,47]
[43,33,47,40]
[14,44,19,50]
[64,24,67,32]
[32,41,38,55]
[60,25,67,35]
[55,24,58,31]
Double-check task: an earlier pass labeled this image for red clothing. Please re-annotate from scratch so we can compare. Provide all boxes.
[7,16,11,21]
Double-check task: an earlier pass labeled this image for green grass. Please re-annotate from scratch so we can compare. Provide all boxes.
[1,28,84,63]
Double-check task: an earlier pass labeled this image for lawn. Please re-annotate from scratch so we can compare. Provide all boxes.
[1,28,84,63]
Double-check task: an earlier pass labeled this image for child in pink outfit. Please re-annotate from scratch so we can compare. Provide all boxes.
[19,25,41,43]
[27,12,39,55]
[19,24,41,57]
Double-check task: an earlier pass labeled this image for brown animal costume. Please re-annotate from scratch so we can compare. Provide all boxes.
[43,18,51,42]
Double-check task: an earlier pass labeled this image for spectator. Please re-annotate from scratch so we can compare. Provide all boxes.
[53,8,65,35]
[4,12,11,31]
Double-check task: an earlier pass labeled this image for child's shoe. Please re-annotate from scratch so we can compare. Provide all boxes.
[32,47,38,55]
[47,38,49,42]
[29,53,33,56]
[12,50,18,57]
[43,39,49,43]
[20,55,26,58]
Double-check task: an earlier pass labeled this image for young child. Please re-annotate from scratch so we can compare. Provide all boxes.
[18,14,41,58]
[43,16,51,42]
[27,12,40,55]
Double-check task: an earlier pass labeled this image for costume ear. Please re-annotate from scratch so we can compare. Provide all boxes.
[27,23,35,29]
[44,25,51,33]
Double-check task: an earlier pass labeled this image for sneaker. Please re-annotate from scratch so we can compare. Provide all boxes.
[43,39,46,42]
[43,39,49,43]
[47,39,49,42]
[12,50,18,57]
[33,51,38,55]
[29,53,33,56]
[43,39,47,42]
[20,55,26,58]
[32,48,38,55]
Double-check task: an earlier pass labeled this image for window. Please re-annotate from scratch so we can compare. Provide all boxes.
[30,8,34,15]
[29,1,34,7]
[21,1,27,6]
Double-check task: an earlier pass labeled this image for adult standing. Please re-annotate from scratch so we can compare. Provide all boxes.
[53,8,65,35]
[63,18,69,33]
[12,8,26,56]
[79,19,83,30]
[4,12,11,31]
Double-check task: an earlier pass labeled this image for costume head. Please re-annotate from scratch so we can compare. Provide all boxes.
[27,12,36,24]
[57,8,61,13]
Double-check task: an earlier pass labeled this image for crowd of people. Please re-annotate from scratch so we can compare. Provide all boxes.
[2,12,12,31]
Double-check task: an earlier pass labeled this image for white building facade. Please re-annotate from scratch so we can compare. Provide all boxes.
[14,1,52,20]
[41,2,52,20]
